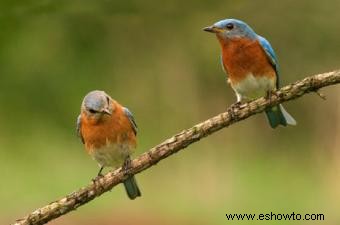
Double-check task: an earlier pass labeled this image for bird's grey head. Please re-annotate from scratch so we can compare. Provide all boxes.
[203,18,257,40]
[81,90,114,119]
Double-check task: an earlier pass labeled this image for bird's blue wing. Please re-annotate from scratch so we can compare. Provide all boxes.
[76,115,84,144]
[257,35,280,88]
[123,107,138,135]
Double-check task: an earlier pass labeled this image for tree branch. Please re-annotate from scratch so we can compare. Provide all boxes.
[13,69,340,225]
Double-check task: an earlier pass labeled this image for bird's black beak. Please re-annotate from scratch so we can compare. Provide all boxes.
[203,25,223,33]
[203,26,214,33]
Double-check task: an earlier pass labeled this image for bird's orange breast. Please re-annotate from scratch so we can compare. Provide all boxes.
[80,103,136,153]
[218,37,276,85]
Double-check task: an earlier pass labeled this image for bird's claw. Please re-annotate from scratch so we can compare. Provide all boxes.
[92,166,104,183]
[266,90,279,105]
[92,173,104,183]
[227,101,242,119]
[123,157,132,176]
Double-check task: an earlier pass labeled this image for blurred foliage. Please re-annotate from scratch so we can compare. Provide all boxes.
[0,1,339,225]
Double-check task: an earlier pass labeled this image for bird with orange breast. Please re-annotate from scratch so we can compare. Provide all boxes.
[204,19,296,128]
[77,90,141,200]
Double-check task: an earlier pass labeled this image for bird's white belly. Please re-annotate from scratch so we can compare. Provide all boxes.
[90,143,133,168]
[232,73,275,100]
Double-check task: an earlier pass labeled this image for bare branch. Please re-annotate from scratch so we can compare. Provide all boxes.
[13,69,340,225]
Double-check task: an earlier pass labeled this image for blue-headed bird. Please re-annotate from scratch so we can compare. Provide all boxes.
[204,19,296,128]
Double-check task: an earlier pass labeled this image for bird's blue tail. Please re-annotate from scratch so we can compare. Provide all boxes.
[123,175,141,200]
[265,104,296,128]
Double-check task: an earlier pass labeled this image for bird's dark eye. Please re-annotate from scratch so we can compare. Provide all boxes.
[226,23,234,30]
[89,109,97,113]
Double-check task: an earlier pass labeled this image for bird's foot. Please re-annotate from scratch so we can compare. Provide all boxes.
[266,90,279,105]
[92,166,104,183]
[92,173,104,183]
[97,166,104,176]
[123,157,132,176]
[227,101,242,119]
[310,77,326,100]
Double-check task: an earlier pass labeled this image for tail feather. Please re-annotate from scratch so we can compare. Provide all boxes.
[123,175,141,200]
[265,104,296,128]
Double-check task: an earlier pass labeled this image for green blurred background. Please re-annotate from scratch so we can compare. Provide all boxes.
[1,0,339,224]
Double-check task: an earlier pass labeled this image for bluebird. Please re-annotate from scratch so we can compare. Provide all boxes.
[77,90,141,199]
[203,19,296,128]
